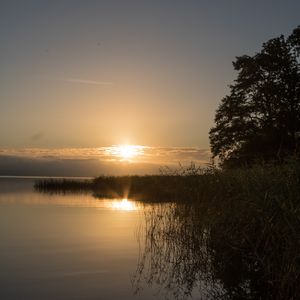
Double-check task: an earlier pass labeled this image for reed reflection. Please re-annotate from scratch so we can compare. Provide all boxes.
[133,203,218,299]
[133,201,299,300]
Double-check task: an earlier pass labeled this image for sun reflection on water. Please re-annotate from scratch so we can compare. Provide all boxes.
[0,193,139,211]
[110,198,138,211]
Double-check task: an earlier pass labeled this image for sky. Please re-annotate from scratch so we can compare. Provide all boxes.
[0,0,300,175]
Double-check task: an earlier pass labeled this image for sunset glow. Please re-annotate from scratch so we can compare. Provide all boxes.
[106,145,146,161]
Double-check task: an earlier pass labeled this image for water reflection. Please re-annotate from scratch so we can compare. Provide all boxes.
[111,198,138,211]
[2,178,297,299]
[0,195,139,211]
[133,201,299,300]
[133,203,218,300]
[0,181,139,211]
[0,178,152,300]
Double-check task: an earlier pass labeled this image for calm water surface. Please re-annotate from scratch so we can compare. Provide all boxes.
[1,178,277,299]
[0,178,177,300]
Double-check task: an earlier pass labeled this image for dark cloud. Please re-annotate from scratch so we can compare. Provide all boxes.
[0,155,158,177]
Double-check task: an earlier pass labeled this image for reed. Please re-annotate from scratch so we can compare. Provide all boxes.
[133,162,300,299]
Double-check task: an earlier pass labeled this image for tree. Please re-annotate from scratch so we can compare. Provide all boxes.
[209,26,300,167]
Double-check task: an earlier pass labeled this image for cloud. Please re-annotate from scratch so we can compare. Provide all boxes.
[0,147,211,177]
[59,77,113,86]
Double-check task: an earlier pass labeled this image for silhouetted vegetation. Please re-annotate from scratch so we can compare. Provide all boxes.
[34,179,93,193]
[133,162,300,300]
[35,171,211,202]
[210,26,300,167]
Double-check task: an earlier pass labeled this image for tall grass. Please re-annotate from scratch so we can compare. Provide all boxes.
[133,163,300,299]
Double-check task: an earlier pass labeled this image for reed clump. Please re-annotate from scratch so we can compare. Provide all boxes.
[34,179,93,193]
[133,162,300,299]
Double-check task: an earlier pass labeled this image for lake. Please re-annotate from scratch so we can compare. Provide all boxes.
[1,177,288,300]
[0,177,175,300]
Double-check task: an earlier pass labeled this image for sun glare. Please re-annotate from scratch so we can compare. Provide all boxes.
[111,198,137,211]
[106,144,146,161]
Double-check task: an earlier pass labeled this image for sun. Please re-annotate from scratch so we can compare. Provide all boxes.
[106,144,145,161]
[118,145,138,159]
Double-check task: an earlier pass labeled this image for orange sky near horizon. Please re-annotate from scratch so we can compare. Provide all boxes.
[0,146,211,176]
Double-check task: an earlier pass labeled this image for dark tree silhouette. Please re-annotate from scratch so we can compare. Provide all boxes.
[210,26,300,167]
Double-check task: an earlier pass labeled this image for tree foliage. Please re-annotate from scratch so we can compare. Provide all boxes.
[210,26,300,167]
